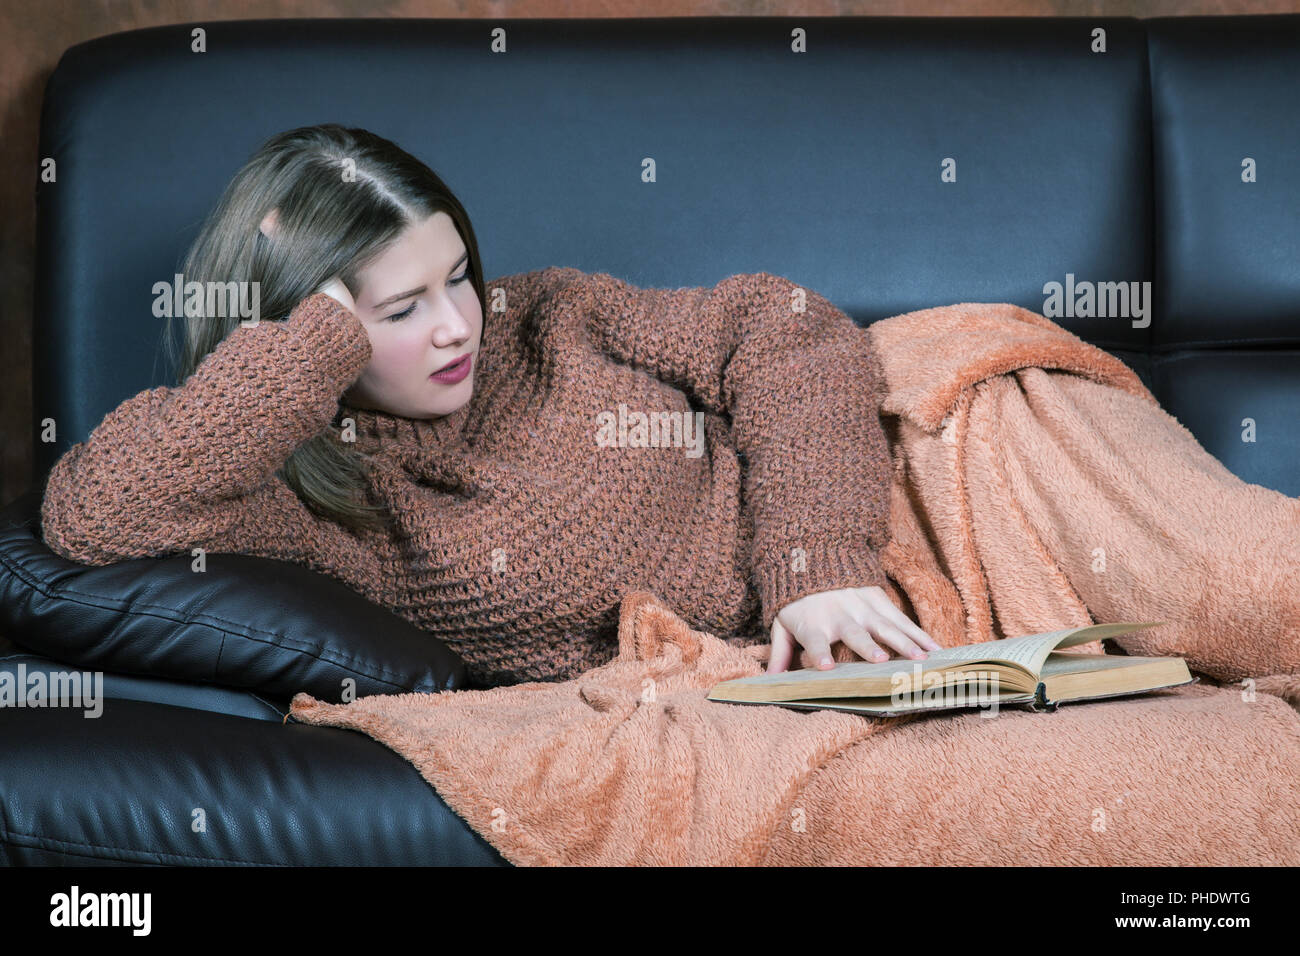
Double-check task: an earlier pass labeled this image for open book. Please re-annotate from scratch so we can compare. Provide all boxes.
[708,622,1195,716]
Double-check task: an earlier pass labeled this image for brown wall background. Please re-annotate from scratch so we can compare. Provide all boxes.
[3,0,1297,510]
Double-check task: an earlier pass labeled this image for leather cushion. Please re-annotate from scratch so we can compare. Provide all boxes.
[0,487,472,702]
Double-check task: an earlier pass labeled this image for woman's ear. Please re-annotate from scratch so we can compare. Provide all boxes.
[259,207,281,239]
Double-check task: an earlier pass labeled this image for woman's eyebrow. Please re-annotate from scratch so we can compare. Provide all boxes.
[372,251,469,308]
[374,286,425,308]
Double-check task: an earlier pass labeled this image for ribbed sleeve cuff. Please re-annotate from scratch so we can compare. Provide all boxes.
[752,541,890,632]
[285,292,373,388]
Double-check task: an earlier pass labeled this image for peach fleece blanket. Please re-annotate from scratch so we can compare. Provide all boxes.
[289,302,1300,866]
[289,589,1299,865]
[867,302,1300,690]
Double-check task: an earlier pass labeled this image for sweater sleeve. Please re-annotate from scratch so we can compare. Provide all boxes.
[40,292,373,566]
[572,267,895,632]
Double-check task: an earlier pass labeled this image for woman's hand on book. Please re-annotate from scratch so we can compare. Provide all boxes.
[766,587,943,674]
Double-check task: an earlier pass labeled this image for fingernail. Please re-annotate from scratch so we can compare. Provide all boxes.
[820,656,833,668]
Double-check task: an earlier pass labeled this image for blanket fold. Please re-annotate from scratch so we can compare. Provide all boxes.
[871,302,1155,433]
[289,300,1300,866]
[868,302,1300,684]
[290,588,1300,866]
[290,591,920,866]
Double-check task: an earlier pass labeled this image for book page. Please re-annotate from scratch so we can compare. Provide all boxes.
[923,622,1161,676]
[1040,651,1157,676]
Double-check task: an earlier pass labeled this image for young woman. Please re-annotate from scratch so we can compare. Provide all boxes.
[41,123,939,688]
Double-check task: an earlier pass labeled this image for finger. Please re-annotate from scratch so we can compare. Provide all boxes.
[819,597,891,663]
[838,592,925,659]
[857,587,943,650]
[797,626,838,671]
[866,619,930,660]
[836,622,890,663]
[767,618,795,674]
[839,592,929,659]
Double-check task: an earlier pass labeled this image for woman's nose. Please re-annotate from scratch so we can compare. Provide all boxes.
[431,306,471,344]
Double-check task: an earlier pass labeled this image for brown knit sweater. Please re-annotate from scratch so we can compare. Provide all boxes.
[40,266,894,687]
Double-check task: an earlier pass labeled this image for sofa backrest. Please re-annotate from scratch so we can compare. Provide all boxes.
[33,15,1300,493]
[1145,16,1300,495]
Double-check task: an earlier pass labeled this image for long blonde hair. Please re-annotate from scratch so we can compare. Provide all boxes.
[163,124,489,533]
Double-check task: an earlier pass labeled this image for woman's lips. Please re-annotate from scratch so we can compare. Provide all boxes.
[430,354,472,384]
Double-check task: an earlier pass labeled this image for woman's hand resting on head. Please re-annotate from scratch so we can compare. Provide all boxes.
[766,586,943,674]
[316,276,357,315]
[314,276,374,406]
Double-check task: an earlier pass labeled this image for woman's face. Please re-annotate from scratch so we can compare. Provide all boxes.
[341,210,481,420]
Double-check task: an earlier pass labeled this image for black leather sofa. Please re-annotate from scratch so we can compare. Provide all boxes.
[3,15,1298,865]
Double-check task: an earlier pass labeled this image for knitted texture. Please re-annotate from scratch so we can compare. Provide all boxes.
[40,266,894,687]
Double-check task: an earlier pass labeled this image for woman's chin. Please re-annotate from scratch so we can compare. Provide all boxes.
[423,385,472,418]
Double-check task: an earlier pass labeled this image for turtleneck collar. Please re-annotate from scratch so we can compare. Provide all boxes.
[334,398,473,459]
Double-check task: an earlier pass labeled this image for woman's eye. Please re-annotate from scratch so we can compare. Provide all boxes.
[385,271,470,322]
